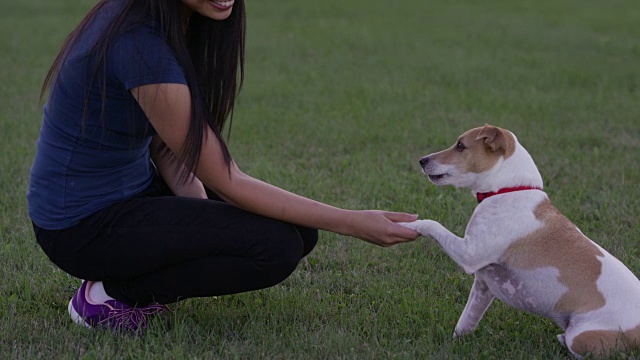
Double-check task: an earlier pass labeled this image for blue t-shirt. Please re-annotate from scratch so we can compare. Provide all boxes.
[28,6,187,230]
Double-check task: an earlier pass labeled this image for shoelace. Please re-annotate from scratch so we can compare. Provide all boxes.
[99,304,167,333]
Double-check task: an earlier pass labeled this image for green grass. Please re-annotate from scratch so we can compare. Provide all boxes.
[2,0,639,358]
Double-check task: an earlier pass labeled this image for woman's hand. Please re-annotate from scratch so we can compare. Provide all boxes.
[344,210,420,247]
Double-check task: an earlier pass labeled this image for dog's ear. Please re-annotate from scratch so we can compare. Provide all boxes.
[476,124,514,156]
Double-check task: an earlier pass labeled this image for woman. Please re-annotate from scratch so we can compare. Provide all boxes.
[28,0,419,333]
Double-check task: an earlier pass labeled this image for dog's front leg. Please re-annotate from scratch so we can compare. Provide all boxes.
[399,220,496,274]
[453,276,495,338]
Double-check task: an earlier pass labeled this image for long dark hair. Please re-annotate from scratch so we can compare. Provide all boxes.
[41,0,246,173]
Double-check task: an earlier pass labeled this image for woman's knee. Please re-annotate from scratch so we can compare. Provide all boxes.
[253,222,307,280]
[297,226,318,258]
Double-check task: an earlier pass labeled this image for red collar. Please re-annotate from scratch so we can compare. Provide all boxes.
[476,186,542,203]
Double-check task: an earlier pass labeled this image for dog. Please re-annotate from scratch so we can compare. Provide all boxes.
[400,124,640,358]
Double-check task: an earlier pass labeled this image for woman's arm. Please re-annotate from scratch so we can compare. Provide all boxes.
[132,83,419,246]
[150,136,207,198]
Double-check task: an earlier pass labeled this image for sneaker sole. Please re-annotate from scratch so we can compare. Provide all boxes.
[68,299,92,329]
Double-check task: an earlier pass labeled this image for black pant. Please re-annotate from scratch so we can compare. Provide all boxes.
[33,176,318,306]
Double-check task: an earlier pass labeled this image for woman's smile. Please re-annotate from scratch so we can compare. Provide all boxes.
[182,0,234,21]
[210,0,234,11]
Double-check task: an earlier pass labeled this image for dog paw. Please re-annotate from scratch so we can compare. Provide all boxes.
[397,220,434,237]
[557,333,566,346]
[452,328,472,339]
[397,221,419,231]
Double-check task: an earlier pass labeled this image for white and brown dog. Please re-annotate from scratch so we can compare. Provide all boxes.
[401,124,640,358]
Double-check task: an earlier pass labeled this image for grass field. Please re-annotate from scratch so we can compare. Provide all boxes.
[1,0,639,358]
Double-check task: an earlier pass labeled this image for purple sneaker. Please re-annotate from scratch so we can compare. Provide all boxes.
[68,281,165,333]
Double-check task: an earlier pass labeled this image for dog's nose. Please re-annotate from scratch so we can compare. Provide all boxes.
[419,157,429,168]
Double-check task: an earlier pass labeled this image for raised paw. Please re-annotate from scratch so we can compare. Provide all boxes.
[397,220,433,237]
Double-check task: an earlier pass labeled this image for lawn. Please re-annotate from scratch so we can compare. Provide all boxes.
[1,0,639,358]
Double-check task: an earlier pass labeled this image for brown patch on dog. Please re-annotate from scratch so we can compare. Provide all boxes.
[475,124,516,159]
[501,198,605,314]
[570,324,640,357]
[430,125,517,174]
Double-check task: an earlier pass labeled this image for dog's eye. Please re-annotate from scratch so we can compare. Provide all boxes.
[456,141,466,152]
